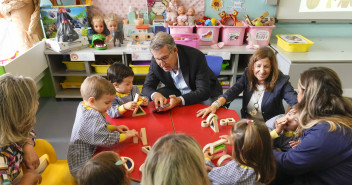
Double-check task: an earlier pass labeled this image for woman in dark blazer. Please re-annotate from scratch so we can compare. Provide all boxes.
[197,46,297,123]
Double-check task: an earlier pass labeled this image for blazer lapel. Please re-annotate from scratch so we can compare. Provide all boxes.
[177,49,190,88]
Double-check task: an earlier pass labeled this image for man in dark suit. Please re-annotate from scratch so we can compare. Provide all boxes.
[142,32,222,111]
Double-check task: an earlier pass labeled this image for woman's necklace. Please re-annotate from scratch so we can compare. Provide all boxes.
[249,88,265,116]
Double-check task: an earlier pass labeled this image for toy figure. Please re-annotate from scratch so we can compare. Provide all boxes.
[91,14,109,37]
[187,8,195,26]
[176,6,187,26]
[56,7,79,42]
[91,34,107,50]
[104,13,123,47]
[166,0,177,25]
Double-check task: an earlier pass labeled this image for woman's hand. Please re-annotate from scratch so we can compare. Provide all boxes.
[196,105,217,119]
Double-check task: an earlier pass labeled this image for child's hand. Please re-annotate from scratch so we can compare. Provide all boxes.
[219,135,232,145]
[23,140,40,170]
[204,151,214,160]
[141,96,149,106]
[124,129,138,139]
[116,125,129,133]
[124,102,138,110]
[275,117,287,134]
[21,169,42,185]
[289,139,300,149]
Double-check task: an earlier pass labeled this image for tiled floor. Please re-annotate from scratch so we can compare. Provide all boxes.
[35,97,242,160]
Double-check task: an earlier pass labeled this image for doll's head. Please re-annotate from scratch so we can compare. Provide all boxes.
[178,6,186,15]
[170,0,177,5]
[104,13,119,32]
[187,8,195,16]
[92,15,107,35]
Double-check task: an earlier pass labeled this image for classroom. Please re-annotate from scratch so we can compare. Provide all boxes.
[0,0,352,184]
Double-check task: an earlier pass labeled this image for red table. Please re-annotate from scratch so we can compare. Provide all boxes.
[96,102,240,182]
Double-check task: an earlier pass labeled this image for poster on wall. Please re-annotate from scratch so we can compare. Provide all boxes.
[147,0,168,24]
[300,0,352,12]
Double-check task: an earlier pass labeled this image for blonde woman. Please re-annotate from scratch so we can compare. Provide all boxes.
[0,74,41,185]
[141,134,210,185]
[274,67,352,184]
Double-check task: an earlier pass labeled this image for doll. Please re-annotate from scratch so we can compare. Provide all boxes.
[187,8,195,26]
[166,0,177,25]
[104,13,124,47]
[176,6,187,26]
[91,14,109,37]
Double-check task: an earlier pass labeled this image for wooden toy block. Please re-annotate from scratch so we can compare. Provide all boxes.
[140,128,148,145]
[206,113,219,133]
[201,120,209,127]
[121,156,134,173]
[132,93,146,117]
[142,146,151,154]
[226,118,236,125]
[203,139,228,160]
[133,136,138,144]
[276,116,287,124]
[220,119,228,126]
[139,163,144,172]
[210,139,227,154]
[217,154,232,167]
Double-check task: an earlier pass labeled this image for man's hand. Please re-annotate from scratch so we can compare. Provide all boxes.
[23,139,39,170]
[152,92,168,109]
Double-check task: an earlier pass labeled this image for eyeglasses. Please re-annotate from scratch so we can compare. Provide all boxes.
[154,51,171,63]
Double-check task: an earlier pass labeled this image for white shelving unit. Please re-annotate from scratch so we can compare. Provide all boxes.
[44,44,255,99]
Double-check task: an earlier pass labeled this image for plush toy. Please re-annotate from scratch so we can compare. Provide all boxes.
[219,10,238,26]
[166,0,177,25]
[176,5,187,26]
[187,8,195,26]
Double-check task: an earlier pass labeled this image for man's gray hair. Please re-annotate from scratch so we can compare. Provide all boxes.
[150,32,176,53]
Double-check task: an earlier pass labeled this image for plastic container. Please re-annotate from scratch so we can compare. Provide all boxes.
[276,34,314,52]
[195,24,221,45]
[169,26,194,34]
[129,61,150,74]
[246,25,275,46]
[62,61,85,71]
[60,81,82,89]
[65,76,85,82]
[91,64,111,74]
[221,25,247,46]
[171,33,200,49]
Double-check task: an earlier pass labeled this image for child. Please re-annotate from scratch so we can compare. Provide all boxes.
[204,119,276,185]
[0,74,42,185]
[265,106,300,151]
[67,75,138,177]
[91,14,109,36]
[141,134,210,185]
[107,62,148,118]
[76,151,130,185]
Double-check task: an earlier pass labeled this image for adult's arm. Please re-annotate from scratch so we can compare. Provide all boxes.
[220,68,248,103]
[142,61,161,100]
[182,54,211,105]
[274,123,349,175]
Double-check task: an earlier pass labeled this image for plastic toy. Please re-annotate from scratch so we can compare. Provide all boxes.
[166,0,178,25]
[251,11,268,26]
[187,8,195,26]
[200,113,219,133]
[104,13,124,47]
[56,7,79,42]
[91,15,109,36]
[121,156,134,173]
[132,94,146,117]
[218,10,238,26]
[176,6,187,26]
[91,34,107,50]
[131,25,154,42]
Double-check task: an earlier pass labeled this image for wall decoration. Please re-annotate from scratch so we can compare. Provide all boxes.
[211,0,223,11]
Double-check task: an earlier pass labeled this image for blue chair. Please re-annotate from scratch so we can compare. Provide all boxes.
[205,55,223,77]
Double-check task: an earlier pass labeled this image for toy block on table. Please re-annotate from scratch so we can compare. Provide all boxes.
[142,146,151,154]
[140,128,148,145]
[226,118,236,125]
[206,113,219,133]
[121,156,134,173]
[203,139,228,159]
[132,94,146,117]
[133,136,139,144]
[139,163,144,172]
[217,154,232,167]
[220,119,228,126]
[201,120,209,127]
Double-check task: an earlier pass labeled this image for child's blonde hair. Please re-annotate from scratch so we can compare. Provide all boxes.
[231,119,276,184]
[80,75,116,101]
[0,74,38,147]
[104,13,118,24]
[76,151,130,185]
[141,134,210,185]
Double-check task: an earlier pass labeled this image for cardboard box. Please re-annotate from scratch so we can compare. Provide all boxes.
[45,36,89,53]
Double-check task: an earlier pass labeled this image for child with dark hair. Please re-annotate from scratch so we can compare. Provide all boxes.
[107,62,148,118]
[205,119,276,185]
[76,151,130,185]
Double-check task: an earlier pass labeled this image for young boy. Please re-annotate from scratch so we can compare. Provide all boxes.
[107,62,148,118]
[67,75,138,177]
[265,105,300,151]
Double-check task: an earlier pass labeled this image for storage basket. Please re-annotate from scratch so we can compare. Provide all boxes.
[195,24,221,45]
[169,26,194,34]
[60,81,82,89]
[62,61,85,71]
[276,34,314,52]
[171,33,200,49]
[246,25,275,46]
[91,64,111,74]
[221,25,247,46]
[129,61,150,74]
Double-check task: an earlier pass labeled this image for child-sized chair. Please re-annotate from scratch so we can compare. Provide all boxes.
[34,139,76,185]
[205,55,223,77]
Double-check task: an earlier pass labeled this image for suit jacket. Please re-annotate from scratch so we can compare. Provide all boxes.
[142,44,222,105]
[221,68,297,121]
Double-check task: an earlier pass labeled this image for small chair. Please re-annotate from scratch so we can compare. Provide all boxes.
[205,55,223,77]
[34,139,76,185]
